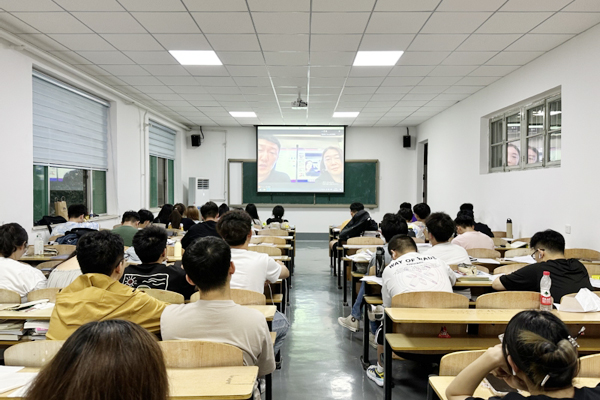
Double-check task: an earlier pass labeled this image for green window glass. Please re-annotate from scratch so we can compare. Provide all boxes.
[150,156,158,208]
[168,159,175,204]
[33,166,48,222]
[92,170,107,214]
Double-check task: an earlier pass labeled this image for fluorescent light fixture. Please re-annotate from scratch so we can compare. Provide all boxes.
[169,50,222,65]
[333,112,360,118]
[229,111,257,118]
[353,51,403,66]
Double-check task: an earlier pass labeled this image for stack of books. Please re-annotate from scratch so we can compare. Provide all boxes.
[0,321,25,341]
[23,320,49,341]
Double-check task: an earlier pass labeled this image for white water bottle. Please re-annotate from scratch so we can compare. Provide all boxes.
[174,241,182,258]
[540,271,552,311]
[34,234,44,255]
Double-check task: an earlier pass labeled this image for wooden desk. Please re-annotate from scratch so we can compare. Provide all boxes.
[428,376,600,400]
[0,366,259,399]
[20,254,69,264]
[453,280,493,288]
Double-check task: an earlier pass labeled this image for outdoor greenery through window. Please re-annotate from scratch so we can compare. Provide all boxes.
[489,93,561,172]
[149,156,174,208]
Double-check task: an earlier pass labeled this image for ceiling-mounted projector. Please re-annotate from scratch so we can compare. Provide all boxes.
[291,94,308,109]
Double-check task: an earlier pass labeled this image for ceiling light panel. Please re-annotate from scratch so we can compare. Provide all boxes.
[353,51,404,66]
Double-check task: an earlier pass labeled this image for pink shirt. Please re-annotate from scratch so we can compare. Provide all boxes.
[451,231,495,250]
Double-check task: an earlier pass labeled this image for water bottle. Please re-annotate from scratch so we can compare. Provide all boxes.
[540,271,552,311]
[174,241,182,258]
[34,234,44,255]
[375,246,385,277]
[506,218,513,238]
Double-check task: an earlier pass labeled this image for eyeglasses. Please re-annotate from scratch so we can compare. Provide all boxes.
[531,248,545,259]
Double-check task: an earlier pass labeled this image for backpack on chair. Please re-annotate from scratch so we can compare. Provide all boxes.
[56,228,96,245]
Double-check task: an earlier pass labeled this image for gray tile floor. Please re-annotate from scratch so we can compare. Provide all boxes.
[271,240,432,400]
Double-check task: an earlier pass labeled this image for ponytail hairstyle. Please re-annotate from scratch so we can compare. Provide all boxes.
[0,223,28,258]
[503,310,579,390]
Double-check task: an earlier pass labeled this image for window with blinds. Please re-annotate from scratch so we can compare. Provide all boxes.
[32,71,109,221]
[149,121,176,208]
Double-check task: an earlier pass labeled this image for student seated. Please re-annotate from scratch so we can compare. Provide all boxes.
[452,213,495,250]
[366,235,455,387]
[0,223,47,301]
[25,320,168,400]
[47,231,167,340]
[266,205,287,226]
[52,204,99,236]
[111,210,140,246]
[338,202,378,241]
[246,203,262,226]
[412,202,430,240]
[218,203,230,218]
[398,206,418,237]
[424,212,471,265]
[217,210,290,360]
[153,204,173,225]
[458,203,493,238]
[161,237,275,377]
[446,310,597,400]
[181,201,220,249]
[46,251,81,288]
[492,230,592,301]
[121,226,196,300]
[138,209,154,229]
[183,206,200,231]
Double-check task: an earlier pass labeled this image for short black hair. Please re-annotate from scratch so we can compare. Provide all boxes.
[425,212,455,243]
[132,226,168,264]
[413,203,431,219]
[272,205,285,219]
[77,230,124,276]
[68,204,88,219]
[138,209,154,224]
[349,202,364,212]
[200,201,218,219]
[183,237,231,292]
[397,207,413,222]
[387,234,417,255]
[380,213,408,242]
[399,202,412,210]
[258,133,281,150]
[0,223,28,258]
[216,210,252,246]
[530,229,565,254]
[454,213,475,228]
[459,203,474,212]
[218,203,230,217]
[121,211,140,224]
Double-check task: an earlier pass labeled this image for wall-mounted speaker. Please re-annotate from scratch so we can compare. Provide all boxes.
[403,135,411,148]
[191,134,201,147]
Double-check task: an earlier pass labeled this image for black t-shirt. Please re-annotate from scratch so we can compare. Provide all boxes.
[260,170,291,184]
[181,220,219,249]
[467,383,600,400]
[475,222,494,238]
[499,258,592,301]
[120,261,197,300]
[181,217,195,231]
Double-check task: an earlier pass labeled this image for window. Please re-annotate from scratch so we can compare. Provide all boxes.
[149,121,176,208]
[489,93,561,172]
[32,71,109,221]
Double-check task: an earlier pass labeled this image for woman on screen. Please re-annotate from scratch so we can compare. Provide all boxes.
[316,146,344,186]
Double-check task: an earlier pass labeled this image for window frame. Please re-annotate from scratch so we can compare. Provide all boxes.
[149,155,175,208]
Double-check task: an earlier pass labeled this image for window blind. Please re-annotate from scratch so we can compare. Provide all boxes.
[149,121,176,160]
[32,71,109,170]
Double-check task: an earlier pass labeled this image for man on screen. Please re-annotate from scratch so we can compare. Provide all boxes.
[257,134,291,184]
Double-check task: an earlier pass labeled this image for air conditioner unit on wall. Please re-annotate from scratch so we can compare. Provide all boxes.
[188,177,209,207]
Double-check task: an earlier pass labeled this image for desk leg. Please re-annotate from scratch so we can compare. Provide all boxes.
[384,312,393,400]
[360,299,370,370]
[351,269,357,308]
[286,256,292,288]
[266,373,272,400]
[342,260,348,305]
[337,249,343,289]
[281,278,287,314]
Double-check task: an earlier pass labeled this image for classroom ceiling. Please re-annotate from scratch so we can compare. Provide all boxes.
[1,0,600,128]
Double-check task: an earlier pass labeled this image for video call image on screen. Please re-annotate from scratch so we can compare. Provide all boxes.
[256,126,345,193]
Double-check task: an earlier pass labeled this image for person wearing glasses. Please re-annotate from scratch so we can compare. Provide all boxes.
[492,230,592,301]
[47,231,167,340]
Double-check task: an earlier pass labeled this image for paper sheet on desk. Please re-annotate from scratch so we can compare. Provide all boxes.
[558,288,600,312]
[470,257,501,265]
[348,252,373,262]
[591,279,600,289]
[360,276,383,285]
[0,371,37,394]
[510,241,527,248]
[503,255,535,264]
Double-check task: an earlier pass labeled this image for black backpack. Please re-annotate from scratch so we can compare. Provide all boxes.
[56,228,96,245]
[34,216,67,234]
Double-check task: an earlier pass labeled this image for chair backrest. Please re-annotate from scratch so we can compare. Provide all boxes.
[579,354,600,377]
[492,237,508,246]
[52,244,77,255]
[391,292,469,335]
[190,291,200,302]
[231,288,266,305]
[513,238,531,244]
[439,350,486,376]
[466,248,501,258]
[48,234,64,242]
[258,229,288,236]
[159,340,244,368]
[476,291,540,309]
[35,260,62,271]
[28,288,61,303]
[583,263,600,276]
[449,264,489,274]
[504,248,531,258]
[564,249,600,261]
[0,288,21,304]
[347,237,384,246]
[493,263,528,275]
[5,340,65,367]
[249,245,282,256]
[253,236,286,245]
[492,231,506,238]
[137,288,184,304]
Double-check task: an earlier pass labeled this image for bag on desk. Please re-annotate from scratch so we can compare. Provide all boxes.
[54,197,68,220]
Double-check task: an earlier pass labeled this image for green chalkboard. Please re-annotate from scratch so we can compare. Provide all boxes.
[240,160,378,207]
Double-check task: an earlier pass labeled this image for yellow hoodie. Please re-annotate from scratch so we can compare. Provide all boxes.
[47,273,168,340]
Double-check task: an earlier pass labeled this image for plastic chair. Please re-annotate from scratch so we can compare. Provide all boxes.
[0,288,21,304]
[467,248,501,259]
[439,350,486,376]
[137,288,184,304]
[159,340,244,368]
[28,288,61,302]
[5,340,65,367]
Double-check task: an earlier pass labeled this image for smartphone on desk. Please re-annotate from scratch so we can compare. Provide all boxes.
[484,374,518,396]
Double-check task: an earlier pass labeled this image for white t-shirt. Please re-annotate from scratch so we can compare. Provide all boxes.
[452,231,495,250]
[424,242,471,265]
[161,300,275,377]
[52,221,99,236]
[230,249,282,294]
[0,257,47,302]
[381,252,456,307]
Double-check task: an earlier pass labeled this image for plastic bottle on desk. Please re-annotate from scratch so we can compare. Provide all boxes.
[34,234,44,255]
[174,242,182,258]
[540,271,552,311]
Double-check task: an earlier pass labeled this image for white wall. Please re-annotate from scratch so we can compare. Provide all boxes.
[181,126,418,233]
[0,41,185,241]
[416,24,600,250]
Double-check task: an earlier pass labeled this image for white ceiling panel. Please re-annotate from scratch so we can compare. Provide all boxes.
[194,77,237,86]
[444,85,485,93]
[313,0,376,12]
[441,52,497,65]
[435,93,470,100]
[52,0,125,11]
[505,34,575,51]
[389,66,435,76]
[191,12,255,34]
[101,34,164,51]
[218,52,265,65]
[410,85,449,93]
[49,50,93,64]
[564,0,600,12]
[264,52,309,65]
[311,12,371,34]
[366,12,431,33]
[152,34,211,51]
[359,34,415,51]
[233,77,273,86]
[0,12,39,33]
[0,1,62,11]
[14,12,93,33]
[310,52,356,66]
[259,35,309,51]
[419,76,462,85]
[206,34,261,51]
[100,64,150,75]
[182,0,247,11]
[421,12,493,33]
[132,12,200,34]
[226,66,270,76]
[248,0,310,12]
[17,34,69,51]
[408,34,469,51]
[437,0,506,12]
[484,51,544,65]
[132,85,174,93]
[310,34,362,51]
[429,65,478,76]
[123,51,178,64]
[268,66,308,77]
[469,65,520,76]
[119,76,163,85]
[183,66,230,76]
[382,76,424,86]
[457,34,522,51]
[118,0,186,11]
[455,76,501,85]
[403,93,439,100]
[76,51,134,64]
[531,12,600,34]
[345,77,386,86]
[375,87,413,94]
[476,12,553,33]
[72,12,146,33]
[48,34,115,51]
[252,12,310,34]
[397,52,451,65]
[499,0,572,12]
[169,85,208,93]
[272,77,308,87]
[312,67,352,77]
[374,0,441,12]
